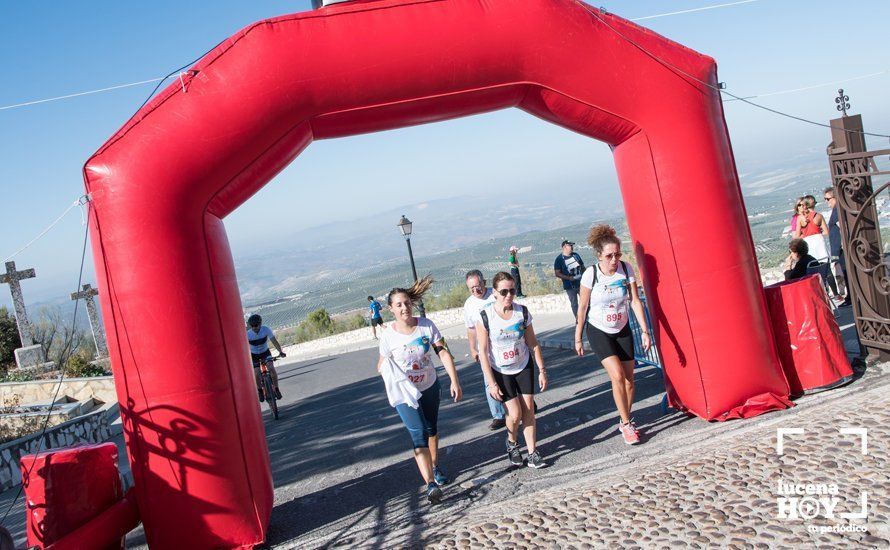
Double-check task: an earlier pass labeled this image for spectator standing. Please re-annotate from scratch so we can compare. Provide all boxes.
[554,240,585,320]
[788,197,804,237]
[508,246,526,298]
[824,187,850,305]
[793,197,829,239]
[463,270,507,430]
[368,295,384,339]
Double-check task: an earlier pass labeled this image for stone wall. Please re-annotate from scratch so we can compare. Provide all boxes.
[0,376,117,406]
[0,405,117,491]
[283,292,571,359]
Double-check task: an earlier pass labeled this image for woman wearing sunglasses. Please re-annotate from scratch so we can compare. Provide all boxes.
[476,272,548,468]
[792,196,828,239]
[788,197,804,236]
[574,224,651,445]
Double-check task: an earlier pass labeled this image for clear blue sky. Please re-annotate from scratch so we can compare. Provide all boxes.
[1,0,888,306]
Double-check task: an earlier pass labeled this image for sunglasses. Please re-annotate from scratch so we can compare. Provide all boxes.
[469,285,485,291]
[603,252,622,259]
[497,288,517,297]
[824,196,834,201]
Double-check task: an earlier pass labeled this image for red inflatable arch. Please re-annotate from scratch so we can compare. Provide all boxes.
[84,0,791,546]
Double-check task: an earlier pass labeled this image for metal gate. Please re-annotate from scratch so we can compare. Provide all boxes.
[828,112,890,358]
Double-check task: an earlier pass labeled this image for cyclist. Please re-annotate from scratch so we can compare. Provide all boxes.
[246,314,285,402]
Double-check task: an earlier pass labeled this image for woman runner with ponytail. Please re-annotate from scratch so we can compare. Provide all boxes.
[376,276,463,504]
[574,225,651,445]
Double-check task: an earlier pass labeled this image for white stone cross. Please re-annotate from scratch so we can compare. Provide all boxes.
[70,283,108,358]
[1,261,37,347]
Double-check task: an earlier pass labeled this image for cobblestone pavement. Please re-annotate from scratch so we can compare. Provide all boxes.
[345,382,889,549]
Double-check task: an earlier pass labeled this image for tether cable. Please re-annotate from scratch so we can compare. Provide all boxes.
[3,195,89,263]
[0,200,91,528]
[586,5,890,140]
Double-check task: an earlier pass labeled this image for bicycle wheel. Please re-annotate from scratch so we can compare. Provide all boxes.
[263,374,279,420]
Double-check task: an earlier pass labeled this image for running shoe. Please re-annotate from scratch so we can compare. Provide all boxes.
[629,419,641,438]
[526,451,546,469]
[433,465,449,486]
[426,481,443,504]
[258,389,265,403]
[274,386,283,400]
[489,418,506,430]
[506,439,523,466]
[619,421,640,445]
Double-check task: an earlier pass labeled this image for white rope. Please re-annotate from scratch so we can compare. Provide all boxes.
[0,77,168,111]
[3,195,89,262]
[725,70,889,101]
[630,0,761,22]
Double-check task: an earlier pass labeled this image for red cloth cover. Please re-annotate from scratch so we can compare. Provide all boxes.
[764,274,853,395]
[20,443,123,550]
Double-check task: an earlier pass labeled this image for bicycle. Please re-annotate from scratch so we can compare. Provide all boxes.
[257,355,283,420]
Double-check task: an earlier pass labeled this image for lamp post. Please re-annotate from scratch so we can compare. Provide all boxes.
[397,214,426,317]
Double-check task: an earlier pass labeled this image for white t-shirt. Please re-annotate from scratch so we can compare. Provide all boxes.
[378,317,443,392]
[247,326,274,355]
[580,262,636,334]
[464,289,495,352]
[476,304,533,375]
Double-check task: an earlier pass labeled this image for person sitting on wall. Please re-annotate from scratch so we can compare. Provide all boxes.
[783,238,817,281]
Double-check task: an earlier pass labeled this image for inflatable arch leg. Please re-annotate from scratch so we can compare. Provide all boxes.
[84,0,789,546]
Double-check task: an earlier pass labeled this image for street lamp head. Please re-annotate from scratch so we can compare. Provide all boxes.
[397,215,413,237]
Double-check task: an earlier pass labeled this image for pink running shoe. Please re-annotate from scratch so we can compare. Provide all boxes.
[619,422,640,445]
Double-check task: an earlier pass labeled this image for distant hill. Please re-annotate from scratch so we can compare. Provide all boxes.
[19,152,849,332]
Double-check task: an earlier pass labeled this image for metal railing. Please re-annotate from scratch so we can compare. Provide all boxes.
[628,291,669,413]
[628,292,662,368]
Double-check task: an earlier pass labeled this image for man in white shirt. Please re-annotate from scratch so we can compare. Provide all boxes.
[463,270,507,430]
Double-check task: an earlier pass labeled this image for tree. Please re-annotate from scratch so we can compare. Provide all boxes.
[304,308,334,336]
[0,307,21,371]
[31,306,91,366]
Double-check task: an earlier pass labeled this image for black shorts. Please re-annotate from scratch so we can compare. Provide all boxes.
[491,359,535,400]
[371,317,384,327]
[251,350,272,368]
[586,323,634,362]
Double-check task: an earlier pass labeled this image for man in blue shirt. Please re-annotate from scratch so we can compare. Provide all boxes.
[368,295,384,339]
[554,240,586,320]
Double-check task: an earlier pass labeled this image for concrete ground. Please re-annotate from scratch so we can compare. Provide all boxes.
[4,305,886,548]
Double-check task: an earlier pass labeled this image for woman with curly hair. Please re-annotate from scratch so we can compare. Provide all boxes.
[574,225,651,445]
[376,275,463,504]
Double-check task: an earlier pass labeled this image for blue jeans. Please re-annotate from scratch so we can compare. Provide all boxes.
[480,362,506,419]
[395,378,441,448]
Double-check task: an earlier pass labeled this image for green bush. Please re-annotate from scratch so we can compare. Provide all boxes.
[305,308,335,336]
[63,353,108,378]
[1,369,36,383]
[0,307,21,373]
[335,314,367,332]
[425,283,468,312]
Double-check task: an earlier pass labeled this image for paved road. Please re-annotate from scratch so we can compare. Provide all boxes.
[260,340,695,547]
[10,305,871,547]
